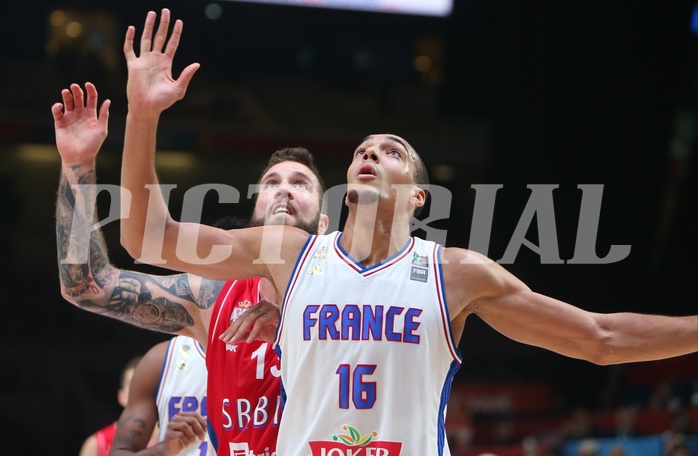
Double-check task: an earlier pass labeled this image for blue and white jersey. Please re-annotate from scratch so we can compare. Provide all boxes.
[156,335,214,456]
[275,231,462,456]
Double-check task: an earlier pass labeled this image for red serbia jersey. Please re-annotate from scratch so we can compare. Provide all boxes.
[206,279,282,456]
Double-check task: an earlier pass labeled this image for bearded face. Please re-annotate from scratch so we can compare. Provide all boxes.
[249,161,324,235]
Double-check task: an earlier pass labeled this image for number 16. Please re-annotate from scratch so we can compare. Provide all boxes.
[336,364,377,409]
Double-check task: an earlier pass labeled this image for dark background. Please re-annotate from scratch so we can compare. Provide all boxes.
[0,0,696,454]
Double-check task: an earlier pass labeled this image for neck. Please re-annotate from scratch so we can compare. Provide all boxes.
[340,203,412,267]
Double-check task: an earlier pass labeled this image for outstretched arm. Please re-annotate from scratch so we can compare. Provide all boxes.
[54,82,221,342]
[119,9,302,287]
[119,8,198,259]
[443,247,698,365]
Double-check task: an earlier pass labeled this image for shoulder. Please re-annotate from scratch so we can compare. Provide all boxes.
[440,247,529,304]
[132,340,171,384]
[78,433,97,456]
[128,339,174,400]
[441,247,497,274]
[440,247,494,296]
[142,339,172,361]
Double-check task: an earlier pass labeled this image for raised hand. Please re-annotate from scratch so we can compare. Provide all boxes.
[123,8,200,118]
[219,299,281,344]
[51,82,109,167]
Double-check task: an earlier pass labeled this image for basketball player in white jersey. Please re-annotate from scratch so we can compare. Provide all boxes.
[110,336,213,456]
[118,9,698,456]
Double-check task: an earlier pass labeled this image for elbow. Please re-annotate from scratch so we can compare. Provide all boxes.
[119,217,159,261]
[120,229,142,260]
[121,218,179,266]
[585,348,616,366]
[589,353,624,367]
[581,325,619,366]
[59,285,81,308]
[120,215,144,259]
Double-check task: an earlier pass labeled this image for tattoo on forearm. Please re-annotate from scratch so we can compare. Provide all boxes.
[113,414,149,447]
[157,275,196,301]
[98,271,195,333]
[56,169,196,334]
[56,169,110,288]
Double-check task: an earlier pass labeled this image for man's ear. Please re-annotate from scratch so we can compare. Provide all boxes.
[412,186,426,210]
[117,387,128,408]
[317,214,329,235]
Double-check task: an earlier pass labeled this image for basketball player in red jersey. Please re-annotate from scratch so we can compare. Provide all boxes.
[53,81,327,456]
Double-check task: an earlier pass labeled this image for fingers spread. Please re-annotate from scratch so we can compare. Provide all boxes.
[140,10,157,53]
[177,62,201,91]
[164,19,183,58]
[51,102,65,120]
[99,99,111,130]
[70,83,84,109]
[85,82,97,111]
[60,88,74,111]
[152,8,171,53]
[123,25,135,58]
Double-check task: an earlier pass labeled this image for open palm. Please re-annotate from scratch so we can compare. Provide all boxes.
[51,82,109,166]
[123,9,200,116]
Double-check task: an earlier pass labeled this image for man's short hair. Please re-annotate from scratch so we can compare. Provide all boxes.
[408,145,429,217]
[257,147,327,212]
[259,147,325,194]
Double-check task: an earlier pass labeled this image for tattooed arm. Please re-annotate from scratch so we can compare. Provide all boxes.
[110,341,164,455]
[53,82,222,343]
[110,340,208,456]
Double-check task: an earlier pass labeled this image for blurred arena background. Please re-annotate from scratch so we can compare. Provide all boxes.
[0,0,696,454]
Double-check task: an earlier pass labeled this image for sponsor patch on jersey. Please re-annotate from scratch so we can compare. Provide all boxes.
[410,252,429,282]
[308,426,402,455]
[227,442,251,456]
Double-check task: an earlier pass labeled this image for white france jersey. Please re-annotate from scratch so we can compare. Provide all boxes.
[275,232,462,456]
[155,336,214,456]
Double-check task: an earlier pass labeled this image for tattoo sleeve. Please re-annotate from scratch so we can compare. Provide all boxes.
[55,166,199,334]
[199,278,225,309]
